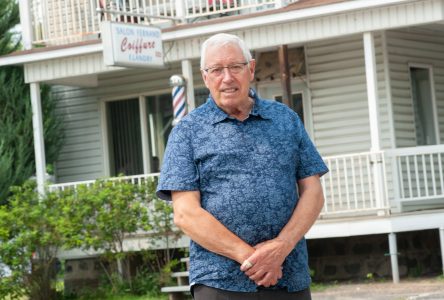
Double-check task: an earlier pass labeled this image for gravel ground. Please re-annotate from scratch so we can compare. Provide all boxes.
[311,278,444,300]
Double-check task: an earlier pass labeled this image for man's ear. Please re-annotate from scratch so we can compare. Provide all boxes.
[248,59,256,82]
[201,70,210,88]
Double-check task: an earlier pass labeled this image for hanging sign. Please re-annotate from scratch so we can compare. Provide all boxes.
[101,21,164,68]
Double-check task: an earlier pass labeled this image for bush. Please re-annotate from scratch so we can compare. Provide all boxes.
[0,176,178,299]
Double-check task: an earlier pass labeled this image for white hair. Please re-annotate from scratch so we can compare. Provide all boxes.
[200,33,252,69]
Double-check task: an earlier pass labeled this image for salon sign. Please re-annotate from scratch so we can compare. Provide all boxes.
[101,21,164,68]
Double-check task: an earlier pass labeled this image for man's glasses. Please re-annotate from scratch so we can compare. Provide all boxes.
[203,62,249,77]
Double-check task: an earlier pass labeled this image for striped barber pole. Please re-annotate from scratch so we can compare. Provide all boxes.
[172,85,187,125]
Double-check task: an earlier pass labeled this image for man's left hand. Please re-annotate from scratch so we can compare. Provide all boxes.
[240,238,293,286]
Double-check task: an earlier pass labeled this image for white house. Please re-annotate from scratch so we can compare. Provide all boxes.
[1,0,444,285]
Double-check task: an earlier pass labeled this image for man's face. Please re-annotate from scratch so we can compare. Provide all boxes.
[201,43,255,110]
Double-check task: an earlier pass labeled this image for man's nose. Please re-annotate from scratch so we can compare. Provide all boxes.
[221,68,235,81]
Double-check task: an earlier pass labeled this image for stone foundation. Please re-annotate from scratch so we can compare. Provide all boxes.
[307,229,442,281]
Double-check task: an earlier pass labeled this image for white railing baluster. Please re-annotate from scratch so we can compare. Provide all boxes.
[358,155,365,209]
[398,156,405,199]
[430,154,436,196]
[142,0,148,24]
[136,0,141,23]
[381,154,389,207]
[366,155,373,209]
[69,0,76,37]
[328,160,335,212]
[439,153,444,195]
[351,156,357,209]
[343,157,350,210]
[57,0,64,41]
[406,156,412,198]
[422,154,428,197]
[77,0,83,36]
[414,155,420,198]
[336,158,342,209]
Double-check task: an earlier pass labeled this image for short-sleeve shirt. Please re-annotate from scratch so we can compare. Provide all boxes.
[157,89,328,293]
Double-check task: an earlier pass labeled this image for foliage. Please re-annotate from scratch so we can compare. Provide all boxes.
[62,178,153,292]
[0,0,20,54]
[0,0,64,205]
[0,177,179,299]
[0,181,63,300]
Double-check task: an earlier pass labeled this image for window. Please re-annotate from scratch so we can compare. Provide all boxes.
[146,94,173,172]
[195,88,210,107]
[275,93,304,124]
[105,88,210,176]
[107,99,143,176]
[409,67,437,145]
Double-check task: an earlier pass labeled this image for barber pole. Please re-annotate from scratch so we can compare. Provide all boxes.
[169,75,187,126]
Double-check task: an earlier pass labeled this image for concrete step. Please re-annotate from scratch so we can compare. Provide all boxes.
[161,285,190,293]
[171,271,190,278]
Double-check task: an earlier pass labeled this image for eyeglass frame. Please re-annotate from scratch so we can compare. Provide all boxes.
[202,62,250,77]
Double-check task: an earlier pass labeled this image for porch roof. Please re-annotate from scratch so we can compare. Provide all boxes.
[1,0,443,83]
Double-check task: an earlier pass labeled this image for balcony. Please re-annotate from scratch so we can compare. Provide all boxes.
[48,145,444,219]
[29,0,291,46]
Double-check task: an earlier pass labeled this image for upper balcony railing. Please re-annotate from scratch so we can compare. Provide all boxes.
[29,0,292,46]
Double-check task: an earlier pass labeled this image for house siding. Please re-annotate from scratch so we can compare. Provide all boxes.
[54,60,205,183]
[305,33,391,157]
[387,27,444,147]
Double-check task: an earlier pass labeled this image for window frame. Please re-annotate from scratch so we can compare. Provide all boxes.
[407,63,440,145]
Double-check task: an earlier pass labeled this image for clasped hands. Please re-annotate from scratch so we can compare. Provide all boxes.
[239,237,293,287]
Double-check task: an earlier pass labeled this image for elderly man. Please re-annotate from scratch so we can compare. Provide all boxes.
[157,33,328,300]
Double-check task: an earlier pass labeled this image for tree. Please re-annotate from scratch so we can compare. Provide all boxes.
[0,0,64,204]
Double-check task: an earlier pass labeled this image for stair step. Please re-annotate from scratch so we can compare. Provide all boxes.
[161,285,190,293]
[171,271,189,278]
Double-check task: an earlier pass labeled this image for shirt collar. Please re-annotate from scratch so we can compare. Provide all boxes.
[207,88,271,124]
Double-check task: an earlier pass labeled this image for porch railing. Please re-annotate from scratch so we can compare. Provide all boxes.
[386,145,444,202]
[29,0,291,46]
[320,151,389,216]
[47,172,160,192]
[47,146,444,217]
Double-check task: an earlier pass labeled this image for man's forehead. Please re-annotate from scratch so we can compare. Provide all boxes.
[205,43,243,60]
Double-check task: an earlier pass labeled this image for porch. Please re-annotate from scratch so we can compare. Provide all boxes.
[51,145,444,284]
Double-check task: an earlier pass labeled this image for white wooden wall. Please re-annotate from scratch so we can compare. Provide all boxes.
[53,60,205,183]
[387,26,444,147]
[305,33,392,157]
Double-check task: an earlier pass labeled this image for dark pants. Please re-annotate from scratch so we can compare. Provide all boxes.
[193,285,312,300]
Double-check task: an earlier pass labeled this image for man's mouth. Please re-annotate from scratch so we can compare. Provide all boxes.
[220,88,238,93]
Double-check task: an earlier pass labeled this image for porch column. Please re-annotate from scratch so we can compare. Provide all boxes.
[388,232,400,283]
[440,227,444,275]
[19,0,33,50]
[278,45,292,107]
[30,83,47,195]
[181,60,196,112]
[363,32,386,213]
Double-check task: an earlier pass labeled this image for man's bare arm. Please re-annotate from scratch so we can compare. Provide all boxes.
[242,175,325,286]
[172,190,255,264]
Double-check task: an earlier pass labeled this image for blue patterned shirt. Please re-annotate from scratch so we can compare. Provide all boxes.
[157,89,328,292]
